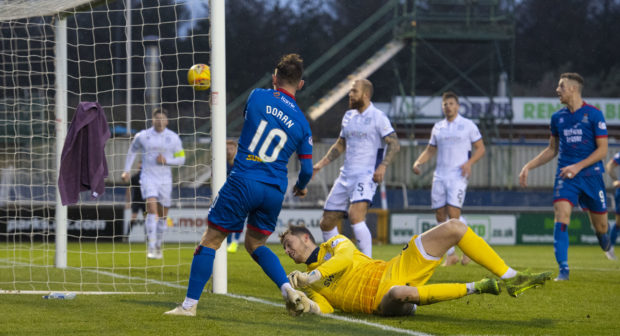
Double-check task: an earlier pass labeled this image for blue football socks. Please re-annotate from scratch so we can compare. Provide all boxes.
[186,245,216,300]
[596,231,611,251]
[251,245,288,288]
[611,224,619,246]
[553,222,569,270]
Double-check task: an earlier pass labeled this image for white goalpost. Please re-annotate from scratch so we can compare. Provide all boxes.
[0,0,226,295]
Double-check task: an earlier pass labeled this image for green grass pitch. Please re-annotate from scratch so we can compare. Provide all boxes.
[1,242,619,335]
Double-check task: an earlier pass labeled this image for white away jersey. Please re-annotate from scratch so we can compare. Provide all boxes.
[124,127,185,183]
[338,103,395,177]
[430,114,481,178]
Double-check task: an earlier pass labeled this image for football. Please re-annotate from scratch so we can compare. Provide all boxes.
[187,64,211,91]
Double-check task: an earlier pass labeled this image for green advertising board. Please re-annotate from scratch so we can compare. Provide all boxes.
[517,212,615,245]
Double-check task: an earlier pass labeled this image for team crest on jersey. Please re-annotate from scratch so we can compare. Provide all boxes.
[559,117,564,124]
[364,117,371,125]
[581,114,589,124]
[598,121,607,130]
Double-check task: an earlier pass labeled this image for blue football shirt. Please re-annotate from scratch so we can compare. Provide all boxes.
[550,102,607,176]
[231,88,313,193]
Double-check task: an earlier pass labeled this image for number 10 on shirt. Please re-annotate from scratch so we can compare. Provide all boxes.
[248,120,288,163]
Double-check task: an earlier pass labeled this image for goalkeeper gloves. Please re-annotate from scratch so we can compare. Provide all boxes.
[288,270,322,289]
[285,289,321,316]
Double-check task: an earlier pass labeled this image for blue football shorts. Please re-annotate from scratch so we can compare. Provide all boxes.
[553,174,607,213]
[614,188,620,214]
[207,174,284,235]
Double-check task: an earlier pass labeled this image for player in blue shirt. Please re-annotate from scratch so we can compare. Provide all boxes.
[605,152,620,260]
[165,54,314,316]
[519,72,612,281]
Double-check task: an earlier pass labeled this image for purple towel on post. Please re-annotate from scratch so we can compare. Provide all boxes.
[58,102,111,205]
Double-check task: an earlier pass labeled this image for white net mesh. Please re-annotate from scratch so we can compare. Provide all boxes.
[0,0,211,294]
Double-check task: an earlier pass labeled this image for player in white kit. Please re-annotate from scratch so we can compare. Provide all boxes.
[313,79,400,257]
[122,108,185,259]
[412,92,485,265]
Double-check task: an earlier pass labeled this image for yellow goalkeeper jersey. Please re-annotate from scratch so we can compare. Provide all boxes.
[304,235,386,314]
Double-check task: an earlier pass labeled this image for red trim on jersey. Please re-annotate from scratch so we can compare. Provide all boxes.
[247,223,272,235]
[208,220,243,233]
[595,135,608,138]
[277,88,296,101]
[553,198,575,207]
[298,154,312,159]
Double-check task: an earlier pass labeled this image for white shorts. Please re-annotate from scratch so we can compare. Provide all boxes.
[323,174,377,212]
[431,175,468,210]
[140,179,172,208]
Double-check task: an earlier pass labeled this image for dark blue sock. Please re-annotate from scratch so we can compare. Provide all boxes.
[251,245,288,289]
[611,224,619,245]
[186,245,216,300]
[596,231,611,251]
[553,222,569,270]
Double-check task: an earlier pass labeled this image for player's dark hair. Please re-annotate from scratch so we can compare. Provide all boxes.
[560,72,584,88]
[152,107,168,118]
[275,54,304,86]
[279,225,316,244]
[442,91,459,103]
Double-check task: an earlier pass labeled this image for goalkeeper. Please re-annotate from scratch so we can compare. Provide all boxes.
[281,220,552,316]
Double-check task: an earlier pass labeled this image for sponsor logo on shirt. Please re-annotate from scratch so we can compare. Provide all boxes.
[599,121,607,130]
[331,238,345,248]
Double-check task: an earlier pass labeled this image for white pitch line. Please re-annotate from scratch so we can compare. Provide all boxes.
[224,293,433,336]
[0,257,432,336]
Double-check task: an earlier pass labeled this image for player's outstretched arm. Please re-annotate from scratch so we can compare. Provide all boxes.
[560,136,607,179]
[519,135,558,187]
[606,157,618,180]
[412,145,437,175]
[313,137,345,177]
[461,139,485,177]
[374,133,400,183]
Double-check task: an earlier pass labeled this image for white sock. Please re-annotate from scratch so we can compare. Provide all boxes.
[156,218,167,249]
[352,221,372,257]
[501,267,518,279]
[182,297,198,310]
[466,282,476,294]
[322,226,339,242]
[145,214,158,249]
[281,282,293,299]
[446,246,456,256]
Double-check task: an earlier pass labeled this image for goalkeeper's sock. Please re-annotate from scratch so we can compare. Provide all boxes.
[251,245,288,288]
[417,283,467,305]
[186,245,215,300]
[352,221,372,257]
[145,213,158,249]
[554,222,569,266]
[322,226,339,242]
[457,226,509,277]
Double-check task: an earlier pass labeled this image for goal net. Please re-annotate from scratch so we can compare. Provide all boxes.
[0,0,214,294]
